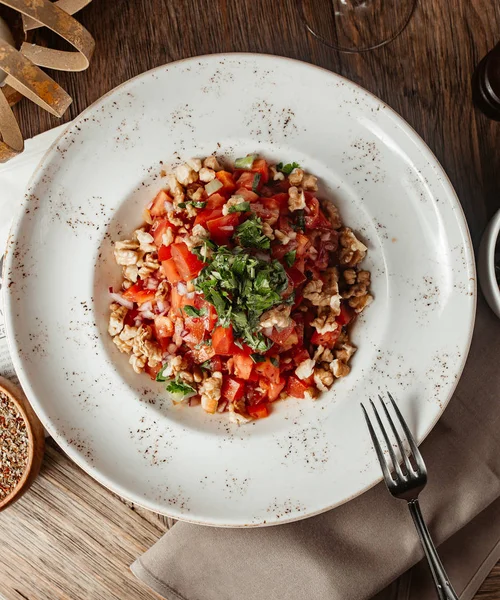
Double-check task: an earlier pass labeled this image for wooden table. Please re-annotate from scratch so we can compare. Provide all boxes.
[1,0,499,598]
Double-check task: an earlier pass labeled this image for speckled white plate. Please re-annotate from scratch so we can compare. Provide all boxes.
[4,54,476,527]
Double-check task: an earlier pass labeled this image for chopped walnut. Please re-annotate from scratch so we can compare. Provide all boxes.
[339,228,367,267]
[123,264,139,283]
[113,332,134,354]
[313,367,334,392]
[321,201,342,229]
[343,270,371,299]
[166,174,184,199]
[108,304,128,337]
[262,222,275,240]
[138,255,160,279]
[134,229,156,253]
[203,156,221,171]
[348,293,373,313]
[187,184,205,202]
[274,229,291,245]
[332,359,350,378]
[175,163,198,186]
[184,224,209,250]
[288,186,306,211]
[303,279,325,306]
[229,404,252,424]
[222,194,247,216]
[311,308,340,334]
[269,165,285,181]
[162,227,175,247]
[335,342,356,363]
[302,173,318,191]
[179,370,195,383]
[167,212,184,228]
[186,157,202,172]
[288,168,304,186]
[155,280,170,300]
[199,371,222,414]
[122,280,133,290]
[129,354,147,374]
[193,366,203,383]
[199,167,216,183]
[114,240,140,266]
[313,345,334,364]
[295,358,315,380]
[303,269,340,311]
[343,269,357,285]
[259,304,292,329]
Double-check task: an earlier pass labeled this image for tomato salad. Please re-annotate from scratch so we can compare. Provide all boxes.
[108,155,372,422]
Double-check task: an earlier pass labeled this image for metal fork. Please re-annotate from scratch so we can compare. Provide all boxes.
[361,392,458,600]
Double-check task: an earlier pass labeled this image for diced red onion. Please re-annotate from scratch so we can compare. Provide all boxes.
[109,292,134,310]
[262,327,274,338]
[145,277,159,290]
[139,301,152,312]
[205,178,223,196]
[186,292,195,300]
[220,226,234,232]
[141,310,156,320]
[255,252,271,262]
[165,201,174,212]
[168,343,177,354]
[134,318,142,327]
[157,300,165,313]
[177,282,187,296]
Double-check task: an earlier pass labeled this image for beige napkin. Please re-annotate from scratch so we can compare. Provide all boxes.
[131,293,500,600]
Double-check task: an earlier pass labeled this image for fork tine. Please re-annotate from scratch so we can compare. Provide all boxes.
[378,394,415,475]
[369,399,405,481]
[361,403,394,487]
[387,392,427,474]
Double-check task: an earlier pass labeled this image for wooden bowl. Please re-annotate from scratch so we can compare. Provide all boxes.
[0,376,45,511]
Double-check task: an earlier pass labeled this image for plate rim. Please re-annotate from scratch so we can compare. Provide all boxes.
[3,52,477,526]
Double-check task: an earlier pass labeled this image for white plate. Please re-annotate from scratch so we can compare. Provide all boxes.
[4,54,476,526]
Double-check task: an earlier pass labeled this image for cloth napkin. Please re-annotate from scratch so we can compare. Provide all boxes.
[3,128,500,600]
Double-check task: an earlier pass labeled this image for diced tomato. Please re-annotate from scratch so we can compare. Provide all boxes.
[122,282,155,305]
[151,218,175,247]
[171,242,205,280]
[184,318,206,346]
[207,213,240,246]
[251,158,269,184]
[161,258,182,284]
[287,266,307,287]
[215,171,236,195]
[272,193,290,214]
[191,344,216,363]
[291,347,311,366]
[272,240,298,260]
[210,356,223,372]
[295,233,311,256]
[170,285,188,315]
[286,375,310,399]
[251,200,279,224]
[145,363,163,380]
[124,308,138,327]
[150,190,170,217]
[236,171,262,192]
[194,208,223,228]
[246,383,267,405]
[265,324,295,346]
[233,353,254,380]
[304,196,333,230]
[267,377,286,401]
[311,328,340,348]
[255,358,280,384]
[247,403,269,419]
[158,245,172,261]
[235,187,259,202]
[221,377,245,403]
[206,193,226,210]
[337,304,355,326]
[277,330,299,352]
[212,325,235,355]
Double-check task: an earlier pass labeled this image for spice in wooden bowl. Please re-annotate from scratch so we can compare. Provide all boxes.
[0,376,45,511]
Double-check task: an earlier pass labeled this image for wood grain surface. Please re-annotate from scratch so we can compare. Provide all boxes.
[1,0,500,598]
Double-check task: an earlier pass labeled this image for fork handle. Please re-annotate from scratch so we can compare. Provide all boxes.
[407,499,459,600]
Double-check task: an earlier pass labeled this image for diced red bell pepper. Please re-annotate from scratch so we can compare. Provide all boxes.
[158,244,172,261]
[171,242,205,280]
[255,358,280,384]
[311,328,340,348]
[251,158,269,184]
[215,171,237,195]
[265,324,295,346]
[212,325,235,355]
[191,344,216,363]
[122,282,155,305]
[206,193,226,210]
[150,190,171,217]
[236,171,262,192]
[151,218,174,247]
[267,377,286,401]
[286,375,310,399]
[161,258,182,284]
[194,208,223,228]
[235,187,259,202]
[337,304,355,326]
[170,285,188,315]
[247,403,269,419]
[221,377,246,403]
[233,353,254,380]
[207,214,240,246]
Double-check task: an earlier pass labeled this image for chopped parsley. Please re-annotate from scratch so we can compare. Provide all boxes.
[252,173,261,193]
[293,210,305,231]
[270,357,279,367]
[194,246,288,351]
[192,239,217,261]
[284,250,296,267]
[178,200,207,209]
[183,305,207,318]
[228,201,251,214]
[165,378,196,398]
[234,215,270,250]
[276,161,300,175]
[251,353,267,363]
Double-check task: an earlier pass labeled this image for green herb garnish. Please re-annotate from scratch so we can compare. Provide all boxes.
[178,200,207,209]
[293,210,305,231]
[252,173,261,193]
[276,162,300,175]
[195,245,288,351]
[165,378,196,398]
[284,250,296,268]
[156,366,168,382]
[192,239,217,260]
[228,201,250,214]
[270,357,279,367]
[183,305,207,318]
[234,215,270,250]
[251,354,266,363]
[234,154,257,170]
